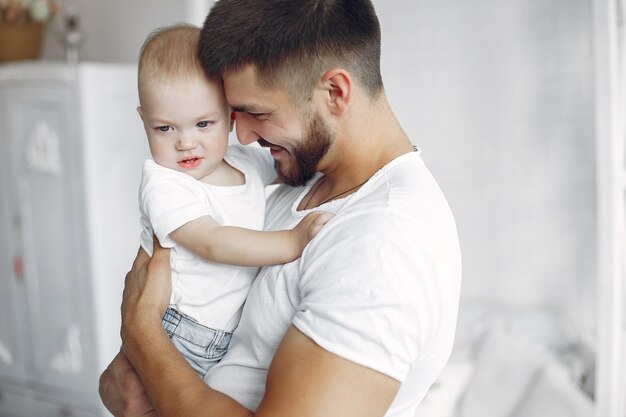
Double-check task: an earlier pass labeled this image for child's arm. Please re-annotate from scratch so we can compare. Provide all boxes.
[169,212,334,267]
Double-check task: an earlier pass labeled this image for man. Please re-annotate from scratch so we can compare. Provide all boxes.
[99,1,462,416]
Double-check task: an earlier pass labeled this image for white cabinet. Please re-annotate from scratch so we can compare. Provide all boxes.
[0,62,149,416]
[0,385,34,417]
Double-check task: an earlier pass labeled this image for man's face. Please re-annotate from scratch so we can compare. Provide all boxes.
[223,66,334,186]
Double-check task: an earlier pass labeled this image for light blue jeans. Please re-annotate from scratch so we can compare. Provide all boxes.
[161,307,232,377]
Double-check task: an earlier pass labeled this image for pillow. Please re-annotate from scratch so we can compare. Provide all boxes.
[456,326,549,417]
[511,361,593,417]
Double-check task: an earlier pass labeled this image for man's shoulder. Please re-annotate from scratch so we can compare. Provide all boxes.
[347,151,442,212]
[324,152,459,254]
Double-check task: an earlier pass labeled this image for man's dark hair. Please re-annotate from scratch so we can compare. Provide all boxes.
[199,0,383,102]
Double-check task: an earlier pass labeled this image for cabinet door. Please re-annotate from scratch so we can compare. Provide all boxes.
[34,396,100,417]
[0,384,35,417]
[0,88,32,385]
[4,84,96,398]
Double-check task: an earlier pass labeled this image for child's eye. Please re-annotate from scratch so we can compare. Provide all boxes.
[196,121,209,128]
[158,126,171,132]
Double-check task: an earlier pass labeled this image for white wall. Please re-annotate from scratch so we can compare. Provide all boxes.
[39,0,597,337]
[375,0,595,337]
[40,0,211,63]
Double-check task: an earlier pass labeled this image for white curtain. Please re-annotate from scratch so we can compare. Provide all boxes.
[617,1,626,414]
[593,0,626,416]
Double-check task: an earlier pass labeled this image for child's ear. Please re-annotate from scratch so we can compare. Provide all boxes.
[137,106,144,121]
[229,111,235,132]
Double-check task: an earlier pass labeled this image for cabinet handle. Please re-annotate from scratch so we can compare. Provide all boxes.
[13,256,24,280]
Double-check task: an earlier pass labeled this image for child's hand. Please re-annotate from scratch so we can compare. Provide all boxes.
[292,211,335,251]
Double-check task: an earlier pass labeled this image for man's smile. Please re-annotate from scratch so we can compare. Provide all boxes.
[258,139,287,158]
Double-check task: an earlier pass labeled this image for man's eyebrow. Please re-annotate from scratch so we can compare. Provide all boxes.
[231,105,265,113]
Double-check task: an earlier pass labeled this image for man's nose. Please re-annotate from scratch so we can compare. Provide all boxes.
[235,113,260,145]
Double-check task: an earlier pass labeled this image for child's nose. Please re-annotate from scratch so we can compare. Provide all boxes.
[176,134,196,150]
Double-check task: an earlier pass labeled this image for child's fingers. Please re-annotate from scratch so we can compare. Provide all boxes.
[314,212,335,225]
[308,223,325,239]
[307,211,335,239]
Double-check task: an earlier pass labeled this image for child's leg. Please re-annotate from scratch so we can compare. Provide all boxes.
[161,307,232,378]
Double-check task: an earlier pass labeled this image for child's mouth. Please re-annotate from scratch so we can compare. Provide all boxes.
[178,156,202,169]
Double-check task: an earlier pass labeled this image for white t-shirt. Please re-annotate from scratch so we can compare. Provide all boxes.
[139,145,275,331]
[205,150,462,417]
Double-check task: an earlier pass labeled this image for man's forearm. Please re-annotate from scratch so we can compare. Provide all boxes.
[99,351,157,417]
[123,321,253,417]
[119,244,253,417]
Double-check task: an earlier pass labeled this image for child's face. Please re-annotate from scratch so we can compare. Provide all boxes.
[139,76,231,181]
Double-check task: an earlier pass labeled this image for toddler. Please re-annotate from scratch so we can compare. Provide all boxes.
[136,24,331,377]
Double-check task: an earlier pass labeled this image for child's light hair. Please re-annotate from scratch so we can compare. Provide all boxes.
[138,24,209,103]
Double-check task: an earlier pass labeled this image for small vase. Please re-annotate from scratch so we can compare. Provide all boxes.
[0,21,44,63]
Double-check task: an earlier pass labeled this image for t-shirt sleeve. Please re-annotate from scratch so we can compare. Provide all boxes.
[139,162,213,248]
[292,209,447,381]
[228,144,276,186]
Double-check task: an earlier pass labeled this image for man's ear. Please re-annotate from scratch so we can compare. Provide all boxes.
[319,68,352,116]
[230,111,235,132]
[137,106,144,121]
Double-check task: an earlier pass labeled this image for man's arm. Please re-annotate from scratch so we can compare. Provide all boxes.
[258,326,400,417]
[99,351,157,417]
[101,243,400,417]
[168,211,332,267]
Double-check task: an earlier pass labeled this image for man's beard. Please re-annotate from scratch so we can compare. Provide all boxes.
[275,111,333,187]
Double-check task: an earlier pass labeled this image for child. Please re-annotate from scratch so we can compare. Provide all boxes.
[136,24,332,377]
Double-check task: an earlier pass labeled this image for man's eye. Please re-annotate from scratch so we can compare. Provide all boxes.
[158,126,171,132]
[250,113,266,120]
[197,121,209,128]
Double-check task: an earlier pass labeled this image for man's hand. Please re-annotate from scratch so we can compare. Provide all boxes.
[99,351,157,417]
[121,241,171,349]
[100,241,171,416]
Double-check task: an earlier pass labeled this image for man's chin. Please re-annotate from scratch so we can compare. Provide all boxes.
[274,160,314,187]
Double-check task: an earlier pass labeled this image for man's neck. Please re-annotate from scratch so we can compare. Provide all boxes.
[300,97,414,210]
[323,95,412,183]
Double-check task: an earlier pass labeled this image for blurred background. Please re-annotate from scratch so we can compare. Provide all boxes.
[0,0,623,416]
